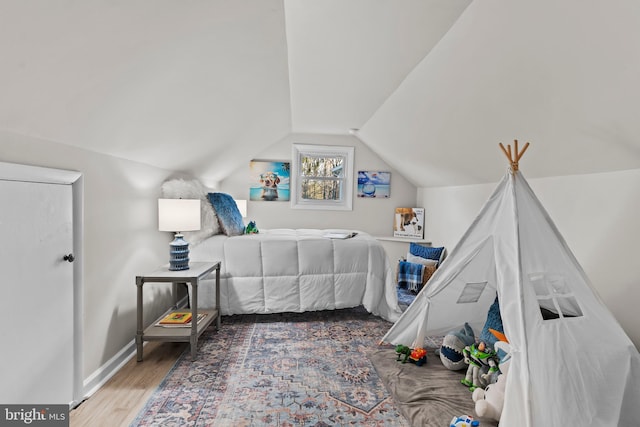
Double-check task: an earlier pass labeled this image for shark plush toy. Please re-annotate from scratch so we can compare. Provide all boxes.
[439,322,476,371]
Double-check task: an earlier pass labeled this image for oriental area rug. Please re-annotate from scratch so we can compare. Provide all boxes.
[131,307,409,426]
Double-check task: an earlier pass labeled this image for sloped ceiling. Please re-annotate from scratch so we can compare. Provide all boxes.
[359,0,640,186]
[285,0,471,135]
[1,0,639,187]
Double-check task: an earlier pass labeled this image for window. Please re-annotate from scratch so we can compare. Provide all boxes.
[291,144,354,210]
[528,273,583,320]
[457,282,487,304]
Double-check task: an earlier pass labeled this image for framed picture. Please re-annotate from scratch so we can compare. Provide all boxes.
[357,171,390,198]
[249,160,290,201]
[393,207,425,239]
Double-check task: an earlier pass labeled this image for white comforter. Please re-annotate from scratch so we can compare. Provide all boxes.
[189,229,402,322]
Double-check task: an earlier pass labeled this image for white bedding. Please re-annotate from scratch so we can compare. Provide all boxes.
[189,229,402,322]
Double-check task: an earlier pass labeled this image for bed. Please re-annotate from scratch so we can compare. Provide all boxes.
[189,228,403,322]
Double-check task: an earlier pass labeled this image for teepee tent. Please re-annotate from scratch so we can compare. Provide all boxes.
[382,142,640,426]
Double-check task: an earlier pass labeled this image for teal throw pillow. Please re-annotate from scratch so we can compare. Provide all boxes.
[479,296,504,351]
[207,192,245,236]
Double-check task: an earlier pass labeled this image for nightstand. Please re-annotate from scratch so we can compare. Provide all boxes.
[135,261,221,361]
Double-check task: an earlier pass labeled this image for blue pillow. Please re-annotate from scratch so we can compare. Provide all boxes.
[207,193,245,236]
[410,243,444,263]
[479,296,504,351]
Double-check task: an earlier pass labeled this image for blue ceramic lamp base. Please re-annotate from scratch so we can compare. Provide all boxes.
[168,233,190,271]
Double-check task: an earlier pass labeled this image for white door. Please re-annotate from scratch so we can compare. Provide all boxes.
[0,179,75,404]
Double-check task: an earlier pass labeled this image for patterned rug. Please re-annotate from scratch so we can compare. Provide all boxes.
[131,307,409,426]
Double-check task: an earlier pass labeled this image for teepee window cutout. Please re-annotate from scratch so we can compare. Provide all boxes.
[528,273,584,319]
[456,281,487,304]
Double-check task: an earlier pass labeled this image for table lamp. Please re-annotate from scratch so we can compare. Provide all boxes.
[158,199,201,270]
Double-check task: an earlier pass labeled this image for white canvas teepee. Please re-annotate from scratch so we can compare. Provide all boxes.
[382,142,640,426]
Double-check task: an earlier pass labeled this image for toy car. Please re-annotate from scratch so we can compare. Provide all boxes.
[450,414,480,427]
[408,347,427,366]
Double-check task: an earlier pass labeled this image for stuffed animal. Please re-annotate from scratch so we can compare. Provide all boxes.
[471,341,512,422]
[461,341,499,391]
[472,373,506,421]
[450,415,480,427]
[439,323,476,371]
[245,221,259,234]
[395,345,411,363]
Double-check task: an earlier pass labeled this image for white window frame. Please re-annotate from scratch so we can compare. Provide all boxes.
[291,144,354,211]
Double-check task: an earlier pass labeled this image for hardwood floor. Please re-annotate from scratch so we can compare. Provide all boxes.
[70,341,187,427]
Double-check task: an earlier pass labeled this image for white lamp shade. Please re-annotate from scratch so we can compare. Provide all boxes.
[235,199,247,218]
[158,199,201,232]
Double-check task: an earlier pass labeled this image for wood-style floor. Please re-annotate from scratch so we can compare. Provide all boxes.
[70,341,187,427]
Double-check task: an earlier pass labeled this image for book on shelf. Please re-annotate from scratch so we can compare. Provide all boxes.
[158,311,192,325]
[323,231,358,239]
[156,312,208,328]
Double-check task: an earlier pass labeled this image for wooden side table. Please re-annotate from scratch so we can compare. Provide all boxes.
[135,261,220,361]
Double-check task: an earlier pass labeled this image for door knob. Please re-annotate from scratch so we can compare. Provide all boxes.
[63,254,75,263]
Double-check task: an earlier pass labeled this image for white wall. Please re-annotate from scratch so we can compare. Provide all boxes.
[218,133,418,238]
[0,130,176,386]
[418,168,640,348]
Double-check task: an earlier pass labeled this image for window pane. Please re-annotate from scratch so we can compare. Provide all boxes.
[300,155,345,178]
[456,281,487,304]
[557,296,583,318]
[537,297,558,319]
[301,179,342,200]
[528,273,549,297]
[548,275,569,295]
[291,144,354,211]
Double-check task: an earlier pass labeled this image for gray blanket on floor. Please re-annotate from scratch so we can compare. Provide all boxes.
[368,347,499,427]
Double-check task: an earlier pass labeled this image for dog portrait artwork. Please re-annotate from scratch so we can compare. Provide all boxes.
[403,215,422,236]
[260,171,280,201]
[394,207,425,239]
[249,160,291,202]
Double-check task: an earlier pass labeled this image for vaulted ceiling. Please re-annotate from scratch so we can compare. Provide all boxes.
[2,0,639,187]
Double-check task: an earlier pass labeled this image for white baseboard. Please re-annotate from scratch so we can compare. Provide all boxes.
[81,339,138,401]
[80,295,190,402]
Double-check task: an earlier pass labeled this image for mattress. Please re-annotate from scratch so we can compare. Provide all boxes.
[189,229,402,322]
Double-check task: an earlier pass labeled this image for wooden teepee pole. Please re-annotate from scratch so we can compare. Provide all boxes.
[499,139,530,172]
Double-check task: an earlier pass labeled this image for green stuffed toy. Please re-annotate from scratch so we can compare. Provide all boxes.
[245,221,259,234]
[395,345,411,363]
